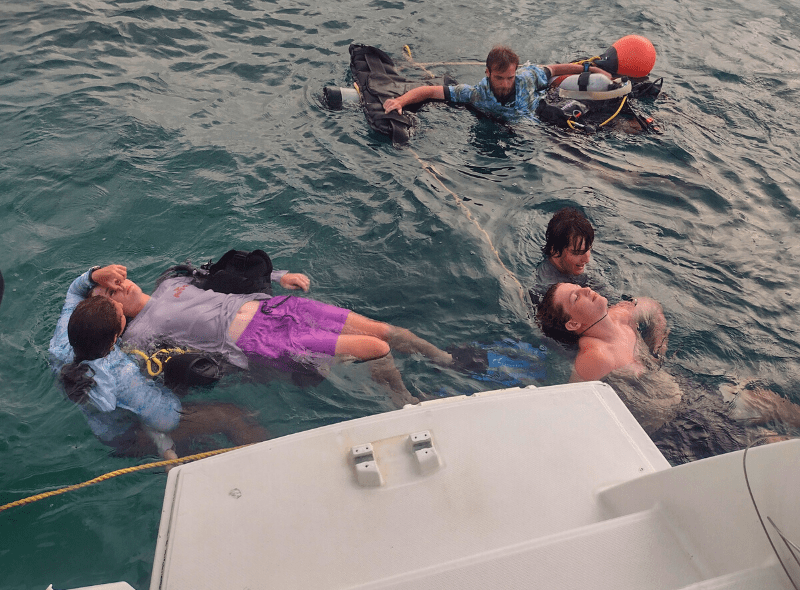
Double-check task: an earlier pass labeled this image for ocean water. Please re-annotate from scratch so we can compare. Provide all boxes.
[3,0,800,587]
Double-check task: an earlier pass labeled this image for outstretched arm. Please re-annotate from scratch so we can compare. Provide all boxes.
[631,297,669,358]
[384,86,446,115]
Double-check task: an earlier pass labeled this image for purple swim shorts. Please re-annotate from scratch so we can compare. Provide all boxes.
[235,296,351,360]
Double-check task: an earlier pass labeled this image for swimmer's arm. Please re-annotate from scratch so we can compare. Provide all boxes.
[632,297,669,358]
[384,86,445,115]
[544,63,613,81]
[144,428,179,471]
[279,272,310,292]
[570,348,615,382]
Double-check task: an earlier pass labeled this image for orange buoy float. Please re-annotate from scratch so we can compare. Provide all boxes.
[594,35,656,78]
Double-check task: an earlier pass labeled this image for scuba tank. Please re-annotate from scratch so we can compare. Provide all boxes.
[557,73,632,100]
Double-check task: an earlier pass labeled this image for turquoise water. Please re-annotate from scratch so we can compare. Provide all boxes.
[3,0,800,587]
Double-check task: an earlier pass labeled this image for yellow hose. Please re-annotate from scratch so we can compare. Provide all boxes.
[599,96,627,128]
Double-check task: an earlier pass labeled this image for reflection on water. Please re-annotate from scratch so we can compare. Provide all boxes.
[3,0,800,586]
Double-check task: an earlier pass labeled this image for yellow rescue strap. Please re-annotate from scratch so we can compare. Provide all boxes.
[128,346,194,377]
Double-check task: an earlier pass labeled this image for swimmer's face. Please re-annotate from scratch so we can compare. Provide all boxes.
[93,279,144,317]
[551,236,592,276]
[486,63,517,103]
[554,283,607,333]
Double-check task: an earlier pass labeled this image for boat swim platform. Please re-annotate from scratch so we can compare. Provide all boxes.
[65,382,800,590]
[146,381,799,590]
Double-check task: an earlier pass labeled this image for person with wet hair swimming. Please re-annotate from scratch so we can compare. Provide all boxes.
[50,266,268,460]
[529,207,610,305]
[384,45,612,123]
[535,282,800,446]
[88,264,453,408]
[536,282,668,382]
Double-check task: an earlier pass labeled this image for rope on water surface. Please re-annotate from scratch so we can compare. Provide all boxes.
[0,444,252,514]
[401,45,484,77]
[408,147,528,311]
[399,46,528,311]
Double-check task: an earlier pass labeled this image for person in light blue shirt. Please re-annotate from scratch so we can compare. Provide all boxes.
[50,266,268,459]
[384,46,612,123]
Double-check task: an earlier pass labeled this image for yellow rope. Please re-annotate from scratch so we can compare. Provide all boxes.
[0,444,251,514]
[402,45,436,78]
[409,148,528,309]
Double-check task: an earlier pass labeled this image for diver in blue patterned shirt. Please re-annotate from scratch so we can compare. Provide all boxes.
[383,46,612,123]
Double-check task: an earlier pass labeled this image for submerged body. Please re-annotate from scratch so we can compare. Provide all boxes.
[383,45,612,123]
[95,264,452,407]
[536,283,800,458]
[602,337,682,433]
[50,268,268,458]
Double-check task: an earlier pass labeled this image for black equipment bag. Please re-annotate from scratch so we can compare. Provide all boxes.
[194,249,274,295]
[349,43,456,144]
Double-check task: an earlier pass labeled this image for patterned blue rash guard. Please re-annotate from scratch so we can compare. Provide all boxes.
[444,64,550,122]
[49,269,181,445]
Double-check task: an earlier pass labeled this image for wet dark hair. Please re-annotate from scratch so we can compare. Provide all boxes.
[60,297,123,403]
[486,46,519,73]
[535,283,580,344]
[542,207,595,259]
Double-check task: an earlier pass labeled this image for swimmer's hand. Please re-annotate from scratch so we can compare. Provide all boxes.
[652,328,670,360]
[383,98,403,115]
[280,273,310,292]
[92,265,127,289]
[163,448,179,473]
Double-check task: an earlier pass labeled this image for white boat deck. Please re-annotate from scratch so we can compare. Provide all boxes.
[143,382,800,590]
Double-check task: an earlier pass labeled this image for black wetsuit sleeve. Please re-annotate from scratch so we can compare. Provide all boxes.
[443,85,454,103]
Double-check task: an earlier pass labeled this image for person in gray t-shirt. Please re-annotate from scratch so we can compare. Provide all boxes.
[90,264,453,408]
[529,207,609,306]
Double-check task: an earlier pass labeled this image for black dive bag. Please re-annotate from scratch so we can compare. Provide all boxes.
[194,249,274,295]
[347,43,456,144]
[158,249,274,295]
